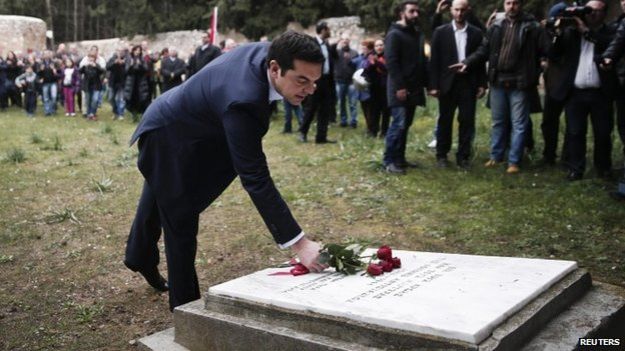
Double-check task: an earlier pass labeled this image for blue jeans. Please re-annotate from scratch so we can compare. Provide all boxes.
[384,105,416,166]
[489,87,529,165]
[336,82,358,126]
[42,82,57,115]
[283,100,302,132]
[110,87,126,116]
[86,89,102,116]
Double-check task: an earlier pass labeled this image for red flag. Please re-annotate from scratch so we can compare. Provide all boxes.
[209,7,218,45]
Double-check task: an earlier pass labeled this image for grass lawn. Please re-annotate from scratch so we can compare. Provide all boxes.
[1,97,624,350]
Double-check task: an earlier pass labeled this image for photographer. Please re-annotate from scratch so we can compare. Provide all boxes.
[539,0,579,166]
[549,0,615,181]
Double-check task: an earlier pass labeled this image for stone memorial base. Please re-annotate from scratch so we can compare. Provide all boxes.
[139,251,625,351]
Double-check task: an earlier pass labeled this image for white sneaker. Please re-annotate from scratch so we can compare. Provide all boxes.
[65,113,69,116]
[427,139,437,148]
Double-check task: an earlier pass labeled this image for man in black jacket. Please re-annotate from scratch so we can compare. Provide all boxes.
[187,30,221,78]
[106,47,128,119]
[298,21,336,144]
[383,1,428,174]
[453,0,547,174]
[552,0,615,181]
[160,49,186,92]
[428,0,486,169]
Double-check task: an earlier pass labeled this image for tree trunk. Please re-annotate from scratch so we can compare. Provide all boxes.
[73,0,77,42]
[45,0,55,48]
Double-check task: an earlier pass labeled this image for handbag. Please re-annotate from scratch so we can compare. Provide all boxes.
[352,68,370,91]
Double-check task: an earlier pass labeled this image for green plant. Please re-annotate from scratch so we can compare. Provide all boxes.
[5,147,26,163]
[75,304,103,324]
[101,124,113,134]
[30,133,43,144]
[52,135,63,151]
[92,174,113,194]
[45,208,80,224]
[0,254,14,264]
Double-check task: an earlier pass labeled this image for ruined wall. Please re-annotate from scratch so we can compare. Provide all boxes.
[0,15,47,54]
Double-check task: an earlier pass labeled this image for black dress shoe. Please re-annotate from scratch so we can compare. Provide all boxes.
[385,163,406,174]
[398,160,420,168]
[436,158,449,168]
[566,171,583,182]
[457,159,471,170]
[315,139,337,144]
[298,132,307,143]
[610,191,625,201]
[597,169,613,180]
[138,266,169,292]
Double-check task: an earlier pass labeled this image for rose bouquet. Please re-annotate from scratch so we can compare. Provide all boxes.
[284,241,401,276]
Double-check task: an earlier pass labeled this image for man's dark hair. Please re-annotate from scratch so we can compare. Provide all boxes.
[316,21,329,34]
[267,31,324,76]
[400,0,420,11]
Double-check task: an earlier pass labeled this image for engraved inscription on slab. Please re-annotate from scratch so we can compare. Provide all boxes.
[209,250,577,344]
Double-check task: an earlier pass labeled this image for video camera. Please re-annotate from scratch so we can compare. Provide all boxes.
[545,6,592,31]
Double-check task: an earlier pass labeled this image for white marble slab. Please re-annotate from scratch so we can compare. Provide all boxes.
[208,250,577,344]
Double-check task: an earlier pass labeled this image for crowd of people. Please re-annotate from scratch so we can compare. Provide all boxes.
[0,30,228,121]
[289,0,625,186]
[2,0,625,186]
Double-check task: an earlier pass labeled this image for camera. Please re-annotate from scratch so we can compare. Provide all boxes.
[559,6,592,18]
[545,17,577,31]
[545,6,591,31]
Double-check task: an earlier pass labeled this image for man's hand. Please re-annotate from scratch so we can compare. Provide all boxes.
[600,58,613,71]
[573,16,589,34]
[449,62,467,73]
[291,237,327,273]
[428,89,439,98]
[436,0,450,14]
[396,89,407,101]
[477,87,486,99]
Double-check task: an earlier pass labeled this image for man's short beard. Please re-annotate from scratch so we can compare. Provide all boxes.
[406,17,419,26]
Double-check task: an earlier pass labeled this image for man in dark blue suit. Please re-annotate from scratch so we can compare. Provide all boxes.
[428,0,486,169]
[124,31,328,310]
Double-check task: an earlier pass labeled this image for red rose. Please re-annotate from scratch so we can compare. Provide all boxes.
[290,263,309,276]
[377,245,393,260]
[381,260,394,272]
[367,263,384,276]
[392,257,401,268]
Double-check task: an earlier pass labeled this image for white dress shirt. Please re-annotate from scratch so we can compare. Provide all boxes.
[452,20,468,62]
[316,35,330,75]
[574,36,601,89]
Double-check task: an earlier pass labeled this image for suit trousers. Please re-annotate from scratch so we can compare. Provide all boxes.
[435,78,476,163]
[615,88,625,156]
[300,75,333,142]
[564,88,613,174]
[541,93,568,162]
[124,127,237,311]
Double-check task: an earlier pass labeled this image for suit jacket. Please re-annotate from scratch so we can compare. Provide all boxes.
[428,22,486,95]
[160,56,186,92]
[547,23,617,101]
[385,22,427,107]
[187,44,221,78]
[130,43,301,245]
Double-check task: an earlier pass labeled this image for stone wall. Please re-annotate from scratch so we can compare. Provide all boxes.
[67,16,371,60]
[0,15,47,54]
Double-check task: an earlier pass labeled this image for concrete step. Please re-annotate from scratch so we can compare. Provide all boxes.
[138,328,189,351]
[139,272,625,351]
